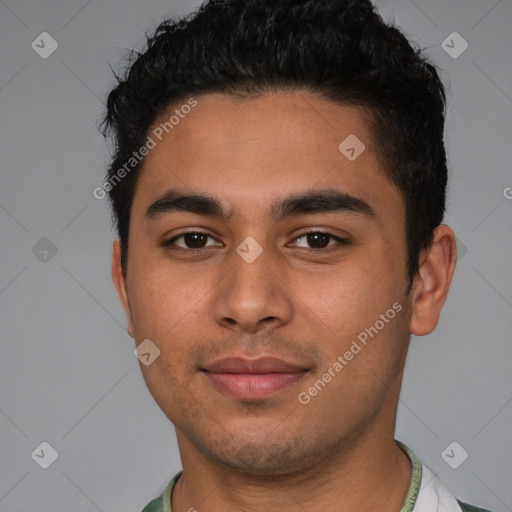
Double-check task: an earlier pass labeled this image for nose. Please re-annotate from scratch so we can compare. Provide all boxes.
[211,242,293,333]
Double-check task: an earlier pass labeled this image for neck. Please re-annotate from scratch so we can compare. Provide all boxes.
[171,430,412,512]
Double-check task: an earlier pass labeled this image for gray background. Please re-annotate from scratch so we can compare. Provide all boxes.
[0,0,511,511]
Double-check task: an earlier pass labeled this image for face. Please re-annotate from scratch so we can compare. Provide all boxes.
[113,92,420,475]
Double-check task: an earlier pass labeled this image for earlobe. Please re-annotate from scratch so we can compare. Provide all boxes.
[111,239,135,338]
[409,225,457,337]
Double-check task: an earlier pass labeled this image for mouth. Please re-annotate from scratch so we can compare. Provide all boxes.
[201,356,310,400]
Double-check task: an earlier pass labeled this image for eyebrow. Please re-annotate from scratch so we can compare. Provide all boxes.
[145,188,376,222]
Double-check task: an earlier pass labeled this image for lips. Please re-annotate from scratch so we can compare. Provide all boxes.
[201,356,309,400]
[202,356,308,374]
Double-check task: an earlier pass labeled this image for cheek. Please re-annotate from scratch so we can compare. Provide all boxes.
[133,279,195,385]
[291,259,403,351]
[138,348,190,426]
[292,259,382,314]
[129,263,206,331]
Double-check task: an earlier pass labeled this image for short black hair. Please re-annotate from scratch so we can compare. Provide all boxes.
[99,0,448,293]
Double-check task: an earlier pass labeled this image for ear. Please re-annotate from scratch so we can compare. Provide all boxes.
[409,225,457,336]
[112,239,134,338]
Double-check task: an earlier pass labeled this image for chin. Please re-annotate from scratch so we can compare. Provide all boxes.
[198,429,319,477]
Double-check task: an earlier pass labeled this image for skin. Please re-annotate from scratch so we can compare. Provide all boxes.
[112,91,457,512]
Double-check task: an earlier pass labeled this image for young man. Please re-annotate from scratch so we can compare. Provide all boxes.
[100,0,493,510]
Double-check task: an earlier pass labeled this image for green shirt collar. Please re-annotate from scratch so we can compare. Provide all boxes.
[396,440,423,512]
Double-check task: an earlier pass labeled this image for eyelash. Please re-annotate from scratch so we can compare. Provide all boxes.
[163,230,349,254]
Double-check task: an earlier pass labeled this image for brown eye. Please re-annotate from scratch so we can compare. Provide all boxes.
[164,232,220,251]
[292,231,348,251]
[305,232,330,248]
[180,233,209,249]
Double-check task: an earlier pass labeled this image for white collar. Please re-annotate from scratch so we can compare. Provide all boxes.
[412,458,463,511]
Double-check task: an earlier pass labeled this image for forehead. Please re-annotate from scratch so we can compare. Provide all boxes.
[150,91,374,163]
[132,91,402,223]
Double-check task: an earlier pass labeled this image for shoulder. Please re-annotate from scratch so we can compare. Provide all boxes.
[457,499,495,512]
[140,496,163,512]
[140,470,183,512]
